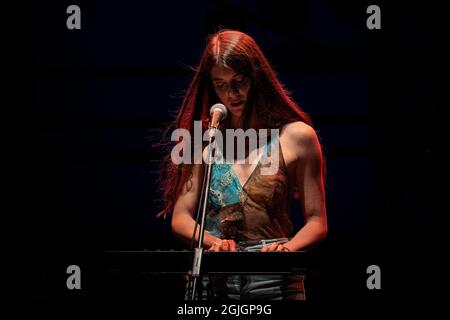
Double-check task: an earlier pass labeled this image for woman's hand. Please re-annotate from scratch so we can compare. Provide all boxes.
[260,242,292,252]
[208,239,237,251]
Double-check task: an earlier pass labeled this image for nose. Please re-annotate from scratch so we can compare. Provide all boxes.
[228,85,240,99]
[230,81,240,94]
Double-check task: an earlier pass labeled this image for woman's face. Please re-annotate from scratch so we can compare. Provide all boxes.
[210,66,250,118]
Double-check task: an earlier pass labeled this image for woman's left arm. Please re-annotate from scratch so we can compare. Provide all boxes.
[282,122,328,252]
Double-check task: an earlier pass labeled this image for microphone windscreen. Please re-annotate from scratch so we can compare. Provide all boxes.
[210,103,228,120]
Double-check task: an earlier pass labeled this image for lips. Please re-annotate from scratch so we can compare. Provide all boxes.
[230,101,244,107]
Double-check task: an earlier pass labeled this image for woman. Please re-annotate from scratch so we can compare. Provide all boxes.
[158,29,327,300]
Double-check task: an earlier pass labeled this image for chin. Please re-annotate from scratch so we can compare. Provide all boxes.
[229,110,243,118]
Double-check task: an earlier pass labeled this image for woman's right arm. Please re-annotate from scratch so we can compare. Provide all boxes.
[171,164,226,249]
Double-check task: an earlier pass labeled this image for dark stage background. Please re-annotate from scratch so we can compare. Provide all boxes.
[4,0,444,308]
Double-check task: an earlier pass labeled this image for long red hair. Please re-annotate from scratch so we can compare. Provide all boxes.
[156,29,316,218]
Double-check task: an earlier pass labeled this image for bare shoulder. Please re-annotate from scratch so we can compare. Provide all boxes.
[281,121,321,160]
[282,121,319,146]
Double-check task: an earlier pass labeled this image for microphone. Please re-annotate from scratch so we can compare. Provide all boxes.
[209,103,228,128]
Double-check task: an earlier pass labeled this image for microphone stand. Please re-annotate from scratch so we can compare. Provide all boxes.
[185,124,219,300]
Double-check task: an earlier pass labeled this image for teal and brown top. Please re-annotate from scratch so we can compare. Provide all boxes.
[205,133,294,242]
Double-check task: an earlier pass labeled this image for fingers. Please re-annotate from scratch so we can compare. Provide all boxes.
[261,242,291,252]
[261,242,278,252]
[209,239,237,252]
[221,240,229,251]
[210,240,291,252]
[210,242,221,252]
[229,240,237,251]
